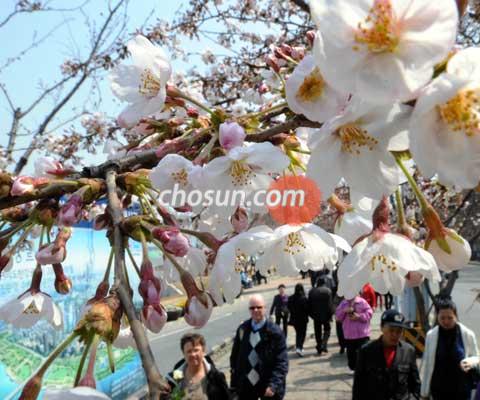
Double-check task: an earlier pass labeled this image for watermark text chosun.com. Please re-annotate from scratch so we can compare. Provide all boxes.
[157,184,306,208]
[158,175,322,225]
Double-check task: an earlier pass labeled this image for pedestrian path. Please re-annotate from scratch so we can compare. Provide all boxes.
[214,311,382,400]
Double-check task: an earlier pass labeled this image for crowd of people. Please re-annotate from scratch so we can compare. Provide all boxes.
[165,273,480,400]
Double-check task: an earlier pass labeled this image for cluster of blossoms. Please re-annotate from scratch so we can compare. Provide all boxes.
[0,0,478,398]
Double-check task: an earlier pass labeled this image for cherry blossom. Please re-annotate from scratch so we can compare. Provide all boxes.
[286,54,346,122]
[307,99,410,199]
[0,290,63,329]
[310,0,458,103]
[337,198,440,298]
[110,35,172,126]
[253,224,338,276]
[409,49,480,189]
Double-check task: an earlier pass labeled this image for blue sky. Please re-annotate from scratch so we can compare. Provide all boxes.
[0,1,215,171]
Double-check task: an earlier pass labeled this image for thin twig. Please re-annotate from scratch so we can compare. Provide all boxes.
[106,169,169,399]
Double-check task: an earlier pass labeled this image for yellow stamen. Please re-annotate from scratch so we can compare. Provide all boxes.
[437,89,480,137]
[139,68,161,98]
[171,168,189,187]
[283,232,306,255]
[353,0,399,53]
[23,301,40,314]
[296,67,325,102]
[335,123,379,155]
[370,254,397,273]
[230,160,255,186]
[234,248,247,272]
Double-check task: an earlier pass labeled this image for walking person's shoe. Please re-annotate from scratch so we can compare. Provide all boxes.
[296,348,304,357]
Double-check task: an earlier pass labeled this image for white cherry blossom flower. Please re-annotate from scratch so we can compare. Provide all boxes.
[409,49,480,189]
[310,0,458,103]
[184,294,213,328]
[307,99,410,199]
[338,232,440,299]
[337,197,440,298]
[110,35,172,126]
[254,223,337,277]
[0,290,63,329]
[209,229,264,304]
[150,154,202,208]
[333,193,377,245]
[196,208,233,237]
[162,247,208,282]
[285,55,347,122]
[201,142,290,215]
[34,157,66,178]
[425,228,472,272]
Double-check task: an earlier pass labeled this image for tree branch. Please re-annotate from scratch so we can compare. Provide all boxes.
[12,0,127,175]
[290,0,310,13]
[106,170,169,400]
[248,115,321,142]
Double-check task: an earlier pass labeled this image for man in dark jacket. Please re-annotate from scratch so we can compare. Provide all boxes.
[353,309,421,400]
[231,294,289,399]
[269,284,290,337]
[308,276,333,355]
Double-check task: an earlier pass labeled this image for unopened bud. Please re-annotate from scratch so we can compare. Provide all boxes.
[186,107,199,118]
[53,263,72,294]
[306,30,316,46]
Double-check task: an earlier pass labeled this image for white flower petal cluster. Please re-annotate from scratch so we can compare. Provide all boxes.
[285,55,347,122]
[306,99,410,199]
[310,0,458,104]
[110,35,172,127]
[0,291,63,329]
[338,233,440,299]
[254,224,338,276]
[409,48,480,190]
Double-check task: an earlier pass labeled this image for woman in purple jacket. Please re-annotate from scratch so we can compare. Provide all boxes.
[335,295,373,371]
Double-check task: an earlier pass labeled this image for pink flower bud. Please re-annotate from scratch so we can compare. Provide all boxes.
[219,122,246,151]
[306,30,316,46]
[34,157,70,178]
[35,243,66,265]
[372,196,390,234]
[138,259,162,304]
[153,227,190,257]
[290,46,305,61]
[142,304,167,333]
[53,263,72,294]
[231,207,248,233]
[258,83,269,94]
[184,295,213,328]
[265,54,281,73]
[279,44,293,56]
[58,195,83,227]
[186,107,199,118]
[10,177,48,196]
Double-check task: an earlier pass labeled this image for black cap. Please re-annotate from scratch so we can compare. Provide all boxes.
[381,309,408,328]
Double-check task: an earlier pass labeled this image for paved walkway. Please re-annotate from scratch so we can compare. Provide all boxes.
[214,309,383,400]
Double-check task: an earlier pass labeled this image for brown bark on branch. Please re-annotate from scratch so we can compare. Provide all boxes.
[0,181,80,210]
[106,170,169,400]
[248,115,322,142]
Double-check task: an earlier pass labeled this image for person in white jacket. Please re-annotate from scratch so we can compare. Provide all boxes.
[420,299,479,400]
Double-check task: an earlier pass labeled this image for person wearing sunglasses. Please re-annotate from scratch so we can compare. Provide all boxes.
[230,294,288,399]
